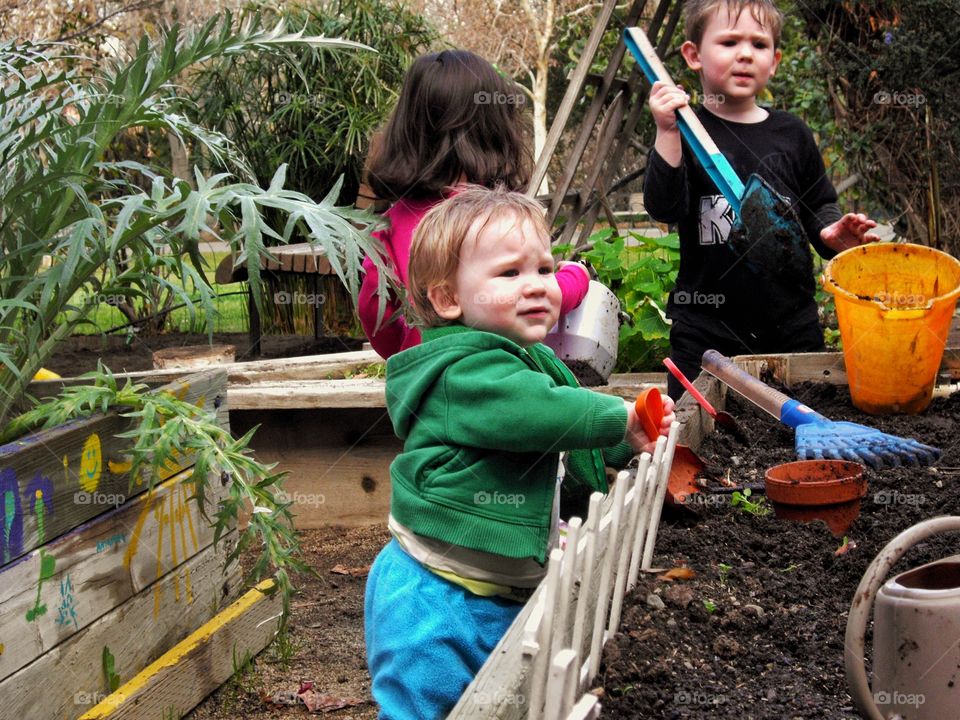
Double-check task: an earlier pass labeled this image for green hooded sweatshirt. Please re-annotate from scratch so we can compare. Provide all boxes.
[385,324,632,563]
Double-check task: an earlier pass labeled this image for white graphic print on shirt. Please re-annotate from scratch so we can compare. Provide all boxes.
[698,194,735,246]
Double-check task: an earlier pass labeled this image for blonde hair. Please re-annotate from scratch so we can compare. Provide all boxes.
[407,185,551,328]
[684,0,784,48]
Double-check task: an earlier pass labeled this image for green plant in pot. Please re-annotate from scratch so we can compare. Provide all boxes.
[0,11,398,621]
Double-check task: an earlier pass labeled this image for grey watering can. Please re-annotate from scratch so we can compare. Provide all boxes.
[845,516,960,719]
[544,280,621,386]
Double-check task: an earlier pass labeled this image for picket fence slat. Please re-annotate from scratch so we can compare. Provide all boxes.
[449,420,681,718]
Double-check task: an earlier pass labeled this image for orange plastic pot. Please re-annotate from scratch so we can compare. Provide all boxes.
[764,460,867,537]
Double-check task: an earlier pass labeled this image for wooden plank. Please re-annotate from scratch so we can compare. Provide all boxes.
[30,350,382,390]
[0,531,241,720]
[78,579,280,720]
[228,377,387,409]
[526,0,622,198]
[231,407,398,528]
[0,467,229,683]
[0,370,226,569]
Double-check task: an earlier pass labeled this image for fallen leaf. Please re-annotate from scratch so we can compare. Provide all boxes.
[330,564,370,578]
[298,686,366,713]
[835,538,857,557]
[658,566,696,582]
[262,690,300,707]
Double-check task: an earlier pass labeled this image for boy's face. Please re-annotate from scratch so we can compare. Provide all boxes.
[682,5,781,105]
[431,211,561,347]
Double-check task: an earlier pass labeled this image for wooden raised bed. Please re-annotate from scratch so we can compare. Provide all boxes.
[448,347,960,718]
[0,369,263,720]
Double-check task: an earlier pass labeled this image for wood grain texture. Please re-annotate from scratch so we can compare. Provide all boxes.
[0,532,241,720]
[0,370,226,570]
[78,580,280,720]
[0,467,230,683]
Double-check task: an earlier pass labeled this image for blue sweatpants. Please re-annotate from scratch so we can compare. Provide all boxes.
[364,539,523,720]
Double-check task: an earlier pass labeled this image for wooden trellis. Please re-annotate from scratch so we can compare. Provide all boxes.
[527,0,684,248]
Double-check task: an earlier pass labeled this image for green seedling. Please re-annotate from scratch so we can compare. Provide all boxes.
[731,488,772,516]
[103,646,121,693]
[718,562,732,585]
[703,599,718,614]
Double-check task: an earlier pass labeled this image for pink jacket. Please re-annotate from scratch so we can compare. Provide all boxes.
[358,197,590,359]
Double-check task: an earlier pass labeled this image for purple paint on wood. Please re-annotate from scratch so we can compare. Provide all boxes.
[1,467,23,563]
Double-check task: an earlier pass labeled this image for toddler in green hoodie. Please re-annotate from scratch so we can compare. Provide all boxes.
[364,185,675,720]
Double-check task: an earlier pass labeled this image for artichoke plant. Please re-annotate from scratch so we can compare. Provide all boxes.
[0,11,397,617]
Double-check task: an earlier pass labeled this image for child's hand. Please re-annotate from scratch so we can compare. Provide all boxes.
[624,395,676,455]
[820,213,881,253]
[556,260,590,280]
[648,81,689,134]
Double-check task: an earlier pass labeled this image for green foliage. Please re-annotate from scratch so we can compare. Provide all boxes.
[731,487,772,517]
[0,13,397,622]
[3,367,308,624]
[796,1,960,246]
[102,646,121,693]
[575,227,680,372]
[190,0,437,206]
[0,13,397,428]
[703,598,717,614]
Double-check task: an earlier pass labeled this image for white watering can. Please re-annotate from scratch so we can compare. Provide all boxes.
[544,280,622,386]
[845,516,960,719]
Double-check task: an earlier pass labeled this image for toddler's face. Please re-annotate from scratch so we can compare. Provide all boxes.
[449,212,561,347]
[686,5,780,104]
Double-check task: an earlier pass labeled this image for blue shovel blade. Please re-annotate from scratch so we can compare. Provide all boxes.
[727,174,810,273]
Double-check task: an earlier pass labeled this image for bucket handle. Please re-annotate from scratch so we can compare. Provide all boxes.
[845,516,960,720]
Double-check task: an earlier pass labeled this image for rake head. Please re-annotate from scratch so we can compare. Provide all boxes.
[795,421,941,469]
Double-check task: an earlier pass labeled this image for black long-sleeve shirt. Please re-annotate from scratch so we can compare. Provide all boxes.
[644,106,842,336]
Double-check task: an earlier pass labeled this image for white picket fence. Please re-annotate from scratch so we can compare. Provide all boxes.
[449,421,681,719]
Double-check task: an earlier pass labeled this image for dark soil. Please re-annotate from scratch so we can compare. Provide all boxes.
[44,332,364,378]
[599,382,960,719]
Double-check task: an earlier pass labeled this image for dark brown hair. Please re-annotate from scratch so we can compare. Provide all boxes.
[684,0,784,48]
[365,50,532,202]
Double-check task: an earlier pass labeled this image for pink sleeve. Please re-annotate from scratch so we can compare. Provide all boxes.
[358,253,409,359]
[556,263,591,315]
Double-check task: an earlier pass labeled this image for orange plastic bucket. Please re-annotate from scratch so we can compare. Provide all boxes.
[823,243,960,415]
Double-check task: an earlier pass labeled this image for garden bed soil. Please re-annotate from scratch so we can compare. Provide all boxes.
[599,381,960,719]
[44,332,364,379]
[188,524,388,720]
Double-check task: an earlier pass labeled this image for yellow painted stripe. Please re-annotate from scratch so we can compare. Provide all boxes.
[78,580,277,719]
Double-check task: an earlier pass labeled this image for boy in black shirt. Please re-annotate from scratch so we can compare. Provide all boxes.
[644,0,880,399]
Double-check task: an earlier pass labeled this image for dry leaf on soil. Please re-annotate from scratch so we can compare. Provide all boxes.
[658,566,696,581]
[330,563,370,577]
